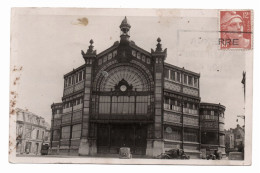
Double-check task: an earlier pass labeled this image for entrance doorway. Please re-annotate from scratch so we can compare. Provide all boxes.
[97,124,147,155]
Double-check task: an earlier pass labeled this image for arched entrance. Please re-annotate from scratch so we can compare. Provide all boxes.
[92,65,153,155]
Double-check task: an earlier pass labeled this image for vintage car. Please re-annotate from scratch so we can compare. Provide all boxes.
[41,144,49,155]
[156,149,190,160]
[206,150,222,160]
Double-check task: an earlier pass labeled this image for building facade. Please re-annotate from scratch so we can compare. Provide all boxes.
[200,103,226,155]
[49,17,226,158]
[225,124,244,154]
[16,108,50,155]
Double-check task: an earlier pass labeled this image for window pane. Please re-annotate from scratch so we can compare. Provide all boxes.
[72,124,81,138]
[184,74,187,84]
[61,126,70,139]
[164,69,169,79]
[194,78,198,87]
[188,76,193,86]
[177,72,181,82]
[170,70,175,80]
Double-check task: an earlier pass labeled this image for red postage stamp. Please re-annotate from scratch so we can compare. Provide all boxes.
[219,10,252,49]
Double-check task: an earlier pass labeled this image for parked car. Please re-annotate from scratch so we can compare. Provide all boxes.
[41,144,49,155]
[156,149,190,160]
[206,150,222,160]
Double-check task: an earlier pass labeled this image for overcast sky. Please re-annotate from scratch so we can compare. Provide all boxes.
[11,9,246,129]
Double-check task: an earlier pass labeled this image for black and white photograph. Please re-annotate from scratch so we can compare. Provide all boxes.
[9,8,253,165]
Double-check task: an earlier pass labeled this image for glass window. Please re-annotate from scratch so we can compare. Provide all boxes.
[164,126,181,141]
[184,74,187,84]
[142,55,146,62]
[72,124,81,139]
[108,53,112,59]
[184,130,198,142]
[62,114,71,123]
[107,55,111,61]
[79,71,83,81]
[99,96,111,114]
[36,130,39,139]
[132,50,136,57]
[177,72,181,82]
[164,97,170,109]
[75,74,79,83]
[136,96,148,114]
[103,56,108,62]
[188,76,193,86]
[110,96,136,114]
[137,52,141,59]
[194,78,198,87]
[170,70,175,81]
[61,126,70,139]
[69,77,72,85]
[164,69,169,79]
[146,58,150,64]
[113,50,117,57]
[98,58,102,65]
[65,78,68,87]
[53,130,60,141]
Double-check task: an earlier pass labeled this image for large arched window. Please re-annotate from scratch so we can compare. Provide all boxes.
[92,65,153,117]
[98,65,150,91]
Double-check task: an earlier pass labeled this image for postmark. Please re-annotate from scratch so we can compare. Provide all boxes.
[219,10,252,49]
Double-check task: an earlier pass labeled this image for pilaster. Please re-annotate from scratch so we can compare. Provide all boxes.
[79,39,97,156]
[146,38,167,157]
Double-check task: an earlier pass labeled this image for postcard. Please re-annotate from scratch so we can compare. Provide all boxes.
[9,8,253,165]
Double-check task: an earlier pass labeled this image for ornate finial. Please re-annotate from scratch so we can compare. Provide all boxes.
[87,39,94,53]
[90,39,94,45]
[120,16,131,30]
[120,17,131,42]
[156,37,162,52]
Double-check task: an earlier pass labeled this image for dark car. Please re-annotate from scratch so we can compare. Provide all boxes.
[41,144,49,155]
[206,151,222,160]
[156,149,190,160]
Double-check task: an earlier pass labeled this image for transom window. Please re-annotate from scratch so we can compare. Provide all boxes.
[99,66,150,91]
[97,95,151,115]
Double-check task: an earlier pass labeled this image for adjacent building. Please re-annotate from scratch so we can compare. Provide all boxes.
[49,17,226,158]
[16,108,50,155]
[225,124,244,154]
[200,103,226,155]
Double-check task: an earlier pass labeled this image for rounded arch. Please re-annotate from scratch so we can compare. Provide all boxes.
[93,63,153,92]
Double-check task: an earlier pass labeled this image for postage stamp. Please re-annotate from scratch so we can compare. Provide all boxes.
[219,10,252,49]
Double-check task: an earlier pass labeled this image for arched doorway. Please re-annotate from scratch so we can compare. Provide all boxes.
[92,65,153,155]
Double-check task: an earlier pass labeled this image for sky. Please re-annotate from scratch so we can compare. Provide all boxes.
[11,8,246,129]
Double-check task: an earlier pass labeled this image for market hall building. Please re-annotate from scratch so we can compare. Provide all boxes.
[49,17,226,158]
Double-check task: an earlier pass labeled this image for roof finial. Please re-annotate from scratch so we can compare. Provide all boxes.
[120,16,131,43]
[156,37,162,52]
[87,39,94,53]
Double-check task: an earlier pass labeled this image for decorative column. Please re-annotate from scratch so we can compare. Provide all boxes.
[78,39,97,156]
[146,38,167,157]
